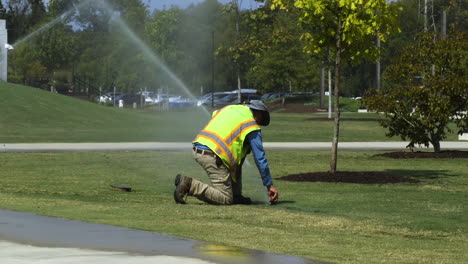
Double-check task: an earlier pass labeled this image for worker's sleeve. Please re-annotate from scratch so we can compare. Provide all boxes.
[245,130,273,187]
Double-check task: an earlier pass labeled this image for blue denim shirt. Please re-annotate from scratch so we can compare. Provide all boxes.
[194,130,273,187]
[245,130,273,187]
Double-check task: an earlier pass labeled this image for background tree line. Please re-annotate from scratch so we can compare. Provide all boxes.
[0,0,465,98]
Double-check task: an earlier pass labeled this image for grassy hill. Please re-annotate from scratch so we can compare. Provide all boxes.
[1,82,458,143]
[0,82,207,143]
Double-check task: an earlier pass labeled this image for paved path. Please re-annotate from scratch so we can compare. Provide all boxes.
[0,210,321,264]
[2,141,468,152]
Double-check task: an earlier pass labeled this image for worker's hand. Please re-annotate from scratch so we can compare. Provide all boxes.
[267,185,279,203]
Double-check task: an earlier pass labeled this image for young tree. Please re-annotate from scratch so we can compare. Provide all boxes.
[362,32,468,152]
[271,0,400,173]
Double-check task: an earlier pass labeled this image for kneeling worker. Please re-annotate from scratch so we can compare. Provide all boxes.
[174,100,279,205]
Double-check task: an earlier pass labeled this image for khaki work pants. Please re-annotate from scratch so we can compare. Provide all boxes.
[189,149,242,205]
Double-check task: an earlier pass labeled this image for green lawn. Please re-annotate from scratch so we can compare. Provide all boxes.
[0,150,466,263]
[1,82,466,263]
[0,82,206,142]
[1,82,459,143]
[263,112,393,142]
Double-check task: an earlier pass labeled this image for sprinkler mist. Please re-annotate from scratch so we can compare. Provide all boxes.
[12,0,208,115]
[101,0,269,203]
[107,12,194,102]
[100,0,211,116]
[11,0,269,204]
[12,3,82,48]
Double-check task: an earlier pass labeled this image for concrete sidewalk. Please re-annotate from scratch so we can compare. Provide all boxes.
[0,210,320,264]
[2,141,468,152]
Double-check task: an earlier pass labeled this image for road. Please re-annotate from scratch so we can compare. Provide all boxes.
[2,141,468,152]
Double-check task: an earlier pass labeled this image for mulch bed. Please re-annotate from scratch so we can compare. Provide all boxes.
[278,171,419,184]
[277,151,468,184]
[305,117,379,121]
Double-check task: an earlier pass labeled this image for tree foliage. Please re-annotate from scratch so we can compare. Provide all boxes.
[271,0,400,173]
[362,32,468,152]
[271,0,401,62]
[2,0,463,105]
[8,43,47,86]
[251,3,318,93]
[36,24,77,72]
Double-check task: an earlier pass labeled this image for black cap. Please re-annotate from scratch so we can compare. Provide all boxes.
[245,100,270,126]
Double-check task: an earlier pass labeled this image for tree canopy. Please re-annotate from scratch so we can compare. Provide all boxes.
[270,0,401,173]
[362,31,468,152]
[0,0,465,101]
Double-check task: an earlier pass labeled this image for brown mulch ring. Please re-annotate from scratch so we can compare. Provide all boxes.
[374,151,468,159]
[277,151,468,184]
[278,171,420,184]
[305,117,379,121]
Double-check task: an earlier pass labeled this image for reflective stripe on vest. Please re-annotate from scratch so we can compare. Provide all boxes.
[198,119,258,168]
[194,105,260,170]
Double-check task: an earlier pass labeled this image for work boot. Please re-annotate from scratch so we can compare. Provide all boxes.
[174,174,192,204]
[233,195,252,205]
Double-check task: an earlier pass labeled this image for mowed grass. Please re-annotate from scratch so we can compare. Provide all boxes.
[1,82,459,143]
[263,112,393,142]
[1,82,466,263]
[0,82,206,142]
[0,150,466,263]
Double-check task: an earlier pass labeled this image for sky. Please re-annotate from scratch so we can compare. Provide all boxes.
[147,0,262,11]
[34,0,262,11]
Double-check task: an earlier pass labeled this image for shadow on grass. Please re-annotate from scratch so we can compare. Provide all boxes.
[386,169,456,180]
[271,200,296,205]
[251,200,296,206]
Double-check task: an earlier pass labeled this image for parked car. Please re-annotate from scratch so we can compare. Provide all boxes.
[137,91,157,104]
[168,97,196,109]
[197,92,232,107]
[97,92,123,104]
[198,89,262,107]
[148,94,183,104]
[265,93,283,99]
[113,93,145,106]
[261,93,275,100]
[240,92,262,102]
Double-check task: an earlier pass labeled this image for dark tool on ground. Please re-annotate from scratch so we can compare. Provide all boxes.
[110,184,132,192]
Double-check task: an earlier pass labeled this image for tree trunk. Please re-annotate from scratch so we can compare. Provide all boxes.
[432,141,441,153]
[330,17,342,174]
[430,133,441,152]
[320,63,325,109]
[376,32,381,91]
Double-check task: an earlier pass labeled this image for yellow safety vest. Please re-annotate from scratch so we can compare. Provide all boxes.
[194,105,260,173]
